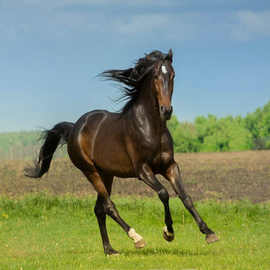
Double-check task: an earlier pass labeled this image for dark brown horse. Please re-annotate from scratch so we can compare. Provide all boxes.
[25,50,218,255]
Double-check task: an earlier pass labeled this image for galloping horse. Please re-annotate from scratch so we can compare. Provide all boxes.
[25,50,218,255]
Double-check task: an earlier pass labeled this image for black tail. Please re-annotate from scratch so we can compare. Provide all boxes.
[24,121,74,178]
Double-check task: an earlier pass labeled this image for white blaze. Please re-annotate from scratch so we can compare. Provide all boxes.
[161,65,167,74]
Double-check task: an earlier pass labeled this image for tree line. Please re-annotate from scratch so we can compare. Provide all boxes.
[0,101,269,159]
[0,131,66,160]
[168,101,270,152]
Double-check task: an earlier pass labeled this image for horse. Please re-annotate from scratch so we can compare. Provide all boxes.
[25,49,219,255]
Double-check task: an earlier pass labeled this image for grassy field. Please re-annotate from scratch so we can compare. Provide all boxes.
[0,195,270,270]
[1,151,270,269]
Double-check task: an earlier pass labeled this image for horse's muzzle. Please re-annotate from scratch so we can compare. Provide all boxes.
[160,105,173,120]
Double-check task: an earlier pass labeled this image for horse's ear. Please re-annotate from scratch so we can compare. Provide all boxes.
[166,49,173,63]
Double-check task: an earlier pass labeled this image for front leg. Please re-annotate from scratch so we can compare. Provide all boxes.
[163,162,219,244]
[138,163,175,242]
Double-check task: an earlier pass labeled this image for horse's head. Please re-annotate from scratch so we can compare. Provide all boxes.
[152,49,175,121]
[100,49,175,121]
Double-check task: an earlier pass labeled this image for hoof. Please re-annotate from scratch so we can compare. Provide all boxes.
[105,248,120,256]
[163,226,174,242]
[128,228,145,249]
[134,239,146,249]
[206,233,219,244]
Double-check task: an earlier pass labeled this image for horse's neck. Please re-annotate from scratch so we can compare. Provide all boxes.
[131,85,166,136]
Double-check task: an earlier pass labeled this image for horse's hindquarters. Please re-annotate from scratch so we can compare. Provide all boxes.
[68,110,135,178]
[93,118,135,177]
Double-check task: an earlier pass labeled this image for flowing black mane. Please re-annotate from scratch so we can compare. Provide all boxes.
[101,50,170,114]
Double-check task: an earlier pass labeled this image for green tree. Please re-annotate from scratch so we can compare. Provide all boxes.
[168,115,199,152]
[245,101,270,149]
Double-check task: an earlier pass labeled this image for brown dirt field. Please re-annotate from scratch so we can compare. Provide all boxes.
[0,151,270,202]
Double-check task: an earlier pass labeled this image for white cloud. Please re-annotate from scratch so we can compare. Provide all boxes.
[115,14,170,35]
[2,0,180,9]
[232,10,270,41]
[2,0,270,45]
[112,12,217,42]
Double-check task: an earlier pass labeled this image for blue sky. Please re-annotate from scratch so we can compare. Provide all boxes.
[0,0,269,132]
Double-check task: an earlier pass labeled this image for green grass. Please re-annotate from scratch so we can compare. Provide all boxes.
[0,194,269,270]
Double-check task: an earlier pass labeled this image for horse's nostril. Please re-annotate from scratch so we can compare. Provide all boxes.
[160,106,172,114]
[160,105,166,113]
[160,105,172,120]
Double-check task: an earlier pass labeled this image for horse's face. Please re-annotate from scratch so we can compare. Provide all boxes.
[153,50,175,121]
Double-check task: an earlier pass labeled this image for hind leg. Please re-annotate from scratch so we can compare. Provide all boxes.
[94,175,118,255]
[84,170,145,255]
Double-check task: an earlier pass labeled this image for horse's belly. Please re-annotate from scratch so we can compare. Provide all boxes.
[94,147,135,177]
[93,131,135,178]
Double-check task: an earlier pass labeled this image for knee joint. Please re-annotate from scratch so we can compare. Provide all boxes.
[94,203,105,217]
[104,200,117,217]
[183,195,194,208]
[158,188,169,203]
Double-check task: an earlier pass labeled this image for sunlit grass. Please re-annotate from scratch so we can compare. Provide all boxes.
[0,194,269,270]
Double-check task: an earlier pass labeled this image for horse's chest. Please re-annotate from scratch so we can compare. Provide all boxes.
[135,125,160,154]
[136,120,161,149]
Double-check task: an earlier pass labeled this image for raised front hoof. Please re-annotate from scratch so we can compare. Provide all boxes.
[105,248,120,256]
[163,227,174,242]
[134,239,146,249]
[206,233,219,244]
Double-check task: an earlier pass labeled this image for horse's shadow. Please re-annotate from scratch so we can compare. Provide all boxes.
[122,246,214,257]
